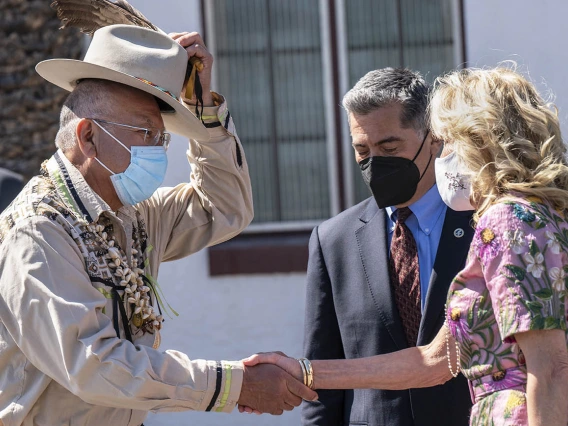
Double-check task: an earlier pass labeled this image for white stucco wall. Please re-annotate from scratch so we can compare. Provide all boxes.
[463,0,568,133]
[131,1,308,425]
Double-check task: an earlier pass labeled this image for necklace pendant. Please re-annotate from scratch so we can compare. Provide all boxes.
[88,216,161,338]
[132,312,144,328]
[152,329,161,349]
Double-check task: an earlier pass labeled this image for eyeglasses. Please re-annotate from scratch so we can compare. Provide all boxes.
[91,119,171,151]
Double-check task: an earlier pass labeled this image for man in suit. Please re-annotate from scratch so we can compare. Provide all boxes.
[302,68,473,426]
[0,167,24,212]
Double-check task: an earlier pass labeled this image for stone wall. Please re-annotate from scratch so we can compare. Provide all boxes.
[0,0,83,180]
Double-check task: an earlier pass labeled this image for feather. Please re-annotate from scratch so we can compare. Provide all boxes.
[51,0,159,35]
[51,0,206,120]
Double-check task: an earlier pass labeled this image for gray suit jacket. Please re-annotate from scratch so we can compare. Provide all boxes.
[302,197,474,426]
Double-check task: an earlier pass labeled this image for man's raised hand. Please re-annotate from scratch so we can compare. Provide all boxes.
[169,31,214,106]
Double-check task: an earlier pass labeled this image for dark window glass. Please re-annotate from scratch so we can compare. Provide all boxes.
[212,0,330,223]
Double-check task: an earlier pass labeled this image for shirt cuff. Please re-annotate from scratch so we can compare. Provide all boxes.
[182,92,236,140]
[198,360,244,413]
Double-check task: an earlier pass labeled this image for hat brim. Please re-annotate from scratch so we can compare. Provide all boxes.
[36,59,210,141]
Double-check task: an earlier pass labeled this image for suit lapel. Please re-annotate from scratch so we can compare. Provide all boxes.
[356,202,408,350]
[418,208,474,345]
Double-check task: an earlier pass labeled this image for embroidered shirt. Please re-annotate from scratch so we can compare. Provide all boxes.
[0,98,253,426]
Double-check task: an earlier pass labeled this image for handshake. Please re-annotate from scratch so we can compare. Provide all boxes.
[237,352,318,415]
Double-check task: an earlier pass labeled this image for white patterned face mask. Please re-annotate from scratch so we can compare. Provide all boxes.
[435,151,475,211]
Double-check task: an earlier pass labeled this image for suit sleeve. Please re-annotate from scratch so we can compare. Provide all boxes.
[302,226,345,425]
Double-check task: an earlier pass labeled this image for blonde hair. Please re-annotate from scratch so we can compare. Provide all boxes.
[429,66,568,221]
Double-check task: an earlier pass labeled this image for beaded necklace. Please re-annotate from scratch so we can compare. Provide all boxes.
[86,221,163,332]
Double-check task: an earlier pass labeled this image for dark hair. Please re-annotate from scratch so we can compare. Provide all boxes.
[342,68,430,132]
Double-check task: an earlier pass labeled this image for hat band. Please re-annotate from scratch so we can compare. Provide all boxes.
[134,77,180,102]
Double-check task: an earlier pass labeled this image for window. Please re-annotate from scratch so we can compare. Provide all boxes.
[342,0,462,205]
[208,0,330,226]
[205,0,463,274]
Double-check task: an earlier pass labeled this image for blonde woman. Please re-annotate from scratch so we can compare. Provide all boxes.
[244,68,568,425]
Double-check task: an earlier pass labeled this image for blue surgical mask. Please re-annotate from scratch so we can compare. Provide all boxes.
[93,121,168,206]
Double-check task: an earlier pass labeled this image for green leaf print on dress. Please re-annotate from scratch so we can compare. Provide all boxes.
[446,199,568,425]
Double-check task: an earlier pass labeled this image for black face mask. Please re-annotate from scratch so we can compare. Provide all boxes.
[359,131,432,209]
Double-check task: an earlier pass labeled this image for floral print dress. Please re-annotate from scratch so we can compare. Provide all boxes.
[446,198,568,425]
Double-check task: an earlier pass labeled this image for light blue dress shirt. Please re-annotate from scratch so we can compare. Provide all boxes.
[386,184,447,311]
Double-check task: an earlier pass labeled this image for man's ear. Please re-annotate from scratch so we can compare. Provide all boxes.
[76,118,98,159]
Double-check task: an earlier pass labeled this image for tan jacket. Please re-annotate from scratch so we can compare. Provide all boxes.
[0,98,253,426]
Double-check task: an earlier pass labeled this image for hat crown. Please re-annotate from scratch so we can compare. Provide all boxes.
[35,24,210,140]
[84,25,187,97]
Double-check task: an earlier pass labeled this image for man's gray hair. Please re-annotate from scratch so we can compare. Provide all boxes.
[342,68,430,132]
[55,79,120,151]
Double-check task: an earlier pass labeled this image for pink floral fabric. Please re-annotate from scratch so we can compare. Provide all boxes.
[447,198,568,425]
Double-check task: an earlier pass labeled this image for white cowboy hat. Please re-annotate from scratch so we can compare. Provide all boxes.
[36,24,209,141]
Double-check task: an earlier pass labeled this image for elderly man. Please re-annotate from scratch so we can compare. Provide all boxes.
[0,25,316,426]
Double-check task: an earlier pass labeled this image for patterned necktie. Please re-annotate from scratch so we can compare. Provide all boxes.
[389,206,421,347]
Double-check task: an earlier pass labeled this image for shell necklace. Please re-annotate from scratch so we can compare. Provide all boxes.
[87,222,163,332]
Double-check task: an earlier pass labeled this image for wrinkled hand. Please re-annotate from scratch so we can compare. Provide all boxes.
[237,362,317,416]
[168,31,214,106]
[238,352,309,414]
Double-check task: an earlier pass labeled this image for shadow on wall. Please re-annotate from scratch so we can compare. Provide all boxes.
[0,167,23,212]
